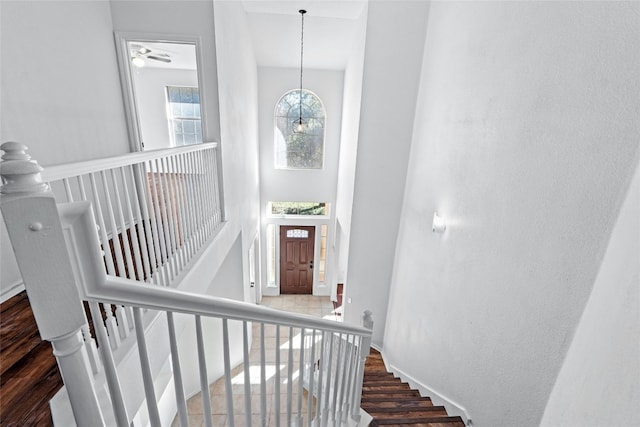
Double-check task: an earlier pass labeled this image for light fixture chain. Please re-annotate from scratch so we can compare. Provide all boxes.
[299,10,306,125]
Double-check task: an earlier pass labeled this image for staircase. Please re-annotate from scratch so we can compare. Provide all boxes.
[1,142,465,426]
[1,293,465,427]
[363,350,465,427]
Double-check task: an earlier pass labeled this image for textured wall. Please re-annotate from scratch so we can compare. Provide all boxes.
[540,156,639,426]
[0,0,130,300]
[344,0,430,345]
[383,2,640,426]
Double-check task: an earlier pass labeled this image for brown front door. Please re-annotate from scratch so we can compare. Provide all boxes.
[280,226,315,294]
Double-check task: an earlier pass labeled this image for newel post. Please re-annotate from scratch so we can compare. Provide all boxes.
[351,310,373,422]
[0,142,105,426]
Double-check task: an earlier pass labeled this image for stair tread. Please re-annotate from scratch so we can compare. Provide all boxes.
[362,394,431,403]
[376,423,466,427]
[363,348,465,427]
[367,409,450,419]
[367,406,446,414]
[362,387,417,394]
[362,393,425,401]
[362,401,438,410]
[363,379,400,384]
[372,415,465,425]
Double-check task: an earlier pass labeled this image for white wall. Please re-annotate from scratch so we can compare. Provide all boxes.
[1,2,262,420]
[258,67,343,203]
[540,156,639,426]
[208,234,245,302]
[0,1,130,164]
[0,0,131,300]
[212,0,261,305]
[334,5,368,285]
[382,2,640,426]
[109,0,221,143]
[257,67,344,297]
[343,1,430,344]
[132,67,199,150]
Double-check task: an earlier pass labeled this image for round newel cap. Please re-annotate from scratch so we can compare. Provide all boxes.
[1,142,31,161]
[0,142,48,194]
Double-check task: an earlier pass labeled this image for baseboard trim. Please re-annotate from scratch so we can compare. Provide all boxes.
[382,355,473,426]
[1,281,25,303]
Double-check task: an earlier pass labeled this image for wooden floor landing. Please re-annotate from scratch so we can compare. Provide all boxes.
[0,291,60,426]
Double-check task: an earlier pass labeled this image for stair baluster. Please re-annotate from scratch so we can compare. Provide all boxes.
[0,142,106,426]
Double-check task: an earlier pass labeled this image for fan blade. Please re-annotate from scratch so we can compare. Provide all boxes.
[147,55,172,63]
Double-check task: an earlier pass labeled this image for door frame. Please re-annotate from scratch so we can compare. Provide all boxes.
[279,225,315,294]
[248,234,261,304]
[113,31,209,152]
[261,221,333,297]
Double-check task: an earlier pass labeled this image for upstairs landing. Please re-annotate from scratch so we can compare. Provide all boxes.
[0,291,61,426]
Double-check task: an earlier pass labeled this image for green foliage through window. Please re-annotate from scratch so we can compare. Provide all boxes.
[270,202,328,216]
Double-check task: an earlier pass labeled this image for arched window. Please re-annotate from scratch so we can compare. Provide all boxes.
[274,89,325,169]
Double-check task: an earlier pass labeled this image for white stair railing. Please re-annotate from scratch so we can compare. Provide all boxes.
[2,141,224,373]
[1,143,373,427]
[40,140,224,287]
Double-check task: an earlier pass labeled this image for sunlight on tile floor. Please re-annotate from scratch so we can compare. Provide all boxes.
[172,295,340,427]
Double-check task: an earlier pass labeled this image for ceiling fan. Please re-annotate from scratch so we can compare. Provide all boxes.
[130,44,172,67]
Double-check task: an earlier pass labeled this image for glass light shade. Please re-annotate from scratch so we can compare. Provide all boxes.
[293,117,305,133]
[132,56,145,68]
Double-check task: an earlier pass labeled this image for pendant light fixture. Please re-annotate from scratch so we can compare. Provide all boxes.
[294,9,307,133]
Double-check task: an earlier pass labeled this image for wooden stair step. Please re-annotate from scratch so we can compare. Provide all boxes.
[365,368,389,375]
[375,423,466,427]
[363,380,406,387]
[366,408,450,420]
[362,394,433,406]
[371,415,466,425]
[367,406,447,415]
[362,384,413,393]
[364,374,400,380]
[362,400,437,411]
[362,392,425,401]
[363,349,465,427]
[364,371,400,379]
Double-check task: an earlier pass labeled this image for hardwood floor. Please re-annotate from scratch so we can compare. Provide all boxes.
[1,291,61,426]
[363,349,465,427]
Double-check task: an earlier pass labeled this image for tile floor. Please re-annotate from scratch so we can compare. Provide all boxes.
[172,295,340,427]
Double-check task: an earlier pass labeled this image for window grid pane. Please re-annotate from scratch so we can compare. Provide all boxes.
[166,86,203,147]
[274,89,325,169]
[319,225,327,282]
[286,229,309,238]
[267,224,276,285]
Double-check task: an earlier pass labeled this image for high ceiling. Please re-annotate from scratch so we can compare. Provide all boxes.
[241,1,367,70]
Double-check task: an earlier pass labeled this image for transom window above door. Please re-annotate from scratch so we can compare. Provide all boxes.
[268,201,330,217]
[274,89,325,169]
